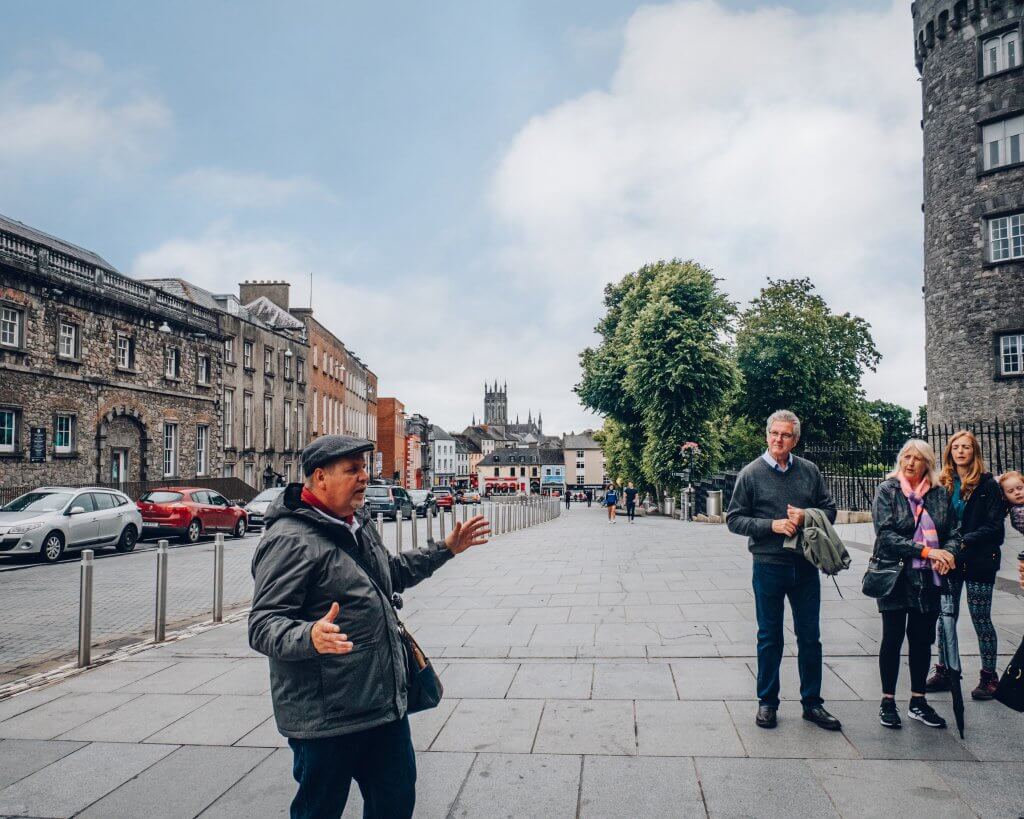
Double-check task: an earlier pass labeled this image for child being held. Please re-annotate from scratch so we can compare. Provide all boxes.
[997,470,1024,536]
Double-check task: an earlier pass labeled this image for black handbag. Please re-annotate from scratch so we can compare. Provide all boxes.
[342,542,444,714]
[861,554,903,598]
[995,635,1024,713]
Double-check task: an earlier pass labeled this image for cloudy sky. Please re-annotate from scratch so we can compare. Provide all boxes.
[0,0,922,434]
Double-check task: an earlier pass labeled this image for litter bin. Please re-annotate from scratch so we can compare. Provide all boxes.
[706,490,723,518]
[664,496,676,517]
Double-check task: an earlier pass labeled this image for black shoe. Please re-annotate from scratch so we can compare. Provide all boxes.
[907,698,946,729]
[755,705,777,729]
[879,698,901,729]
[802,705,842,731]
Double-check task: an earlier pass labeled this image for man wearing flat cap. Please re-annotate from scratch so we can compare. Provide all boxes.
[249,434,489,819]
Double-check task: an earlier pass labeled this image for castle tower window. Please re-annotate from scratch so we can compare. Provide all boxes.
[982,114,1023,170]
[54,414,75,454]
[1000,333,1024,376]
[117,333,135,369]
[224,337,234,364]
[196,425,209,476]
[58,320,80,359]
[982,30,1019,76]
[988,213,1024,262]
[164,347,181,379]
[163,422,178,477]
[0,408,19,453]
[197,354,211,385]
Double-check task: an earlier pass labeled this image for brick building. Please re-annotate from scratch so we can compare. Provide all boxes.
[145,279,308,488]
[0,215,224,487]
[376,397,406,483]
[913,0,1024,423]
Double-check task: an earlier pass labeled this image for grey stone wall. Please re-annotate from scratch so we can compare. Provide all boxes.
[0,271,222,488]
[914,0,1024,424]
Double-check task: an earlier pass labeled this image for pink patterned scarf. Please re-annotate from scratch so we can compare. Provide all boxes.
[898,474,941,586]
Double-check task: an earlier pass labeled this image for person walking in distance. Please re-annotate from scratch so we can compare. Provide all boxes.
[604,484,618,523]
[726,410,841,731]
[624,482,638,523]
[565,489,571,510]
[585,488,593,507]
[249,435,490,819]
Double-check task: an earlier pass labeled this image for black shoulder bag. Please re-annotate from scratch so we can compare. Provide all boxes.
[861,502,919,599]
[342,539,443,714]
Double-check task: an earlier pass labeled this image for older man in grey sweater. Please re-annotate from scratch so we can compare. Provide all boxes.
[726,410,840,732]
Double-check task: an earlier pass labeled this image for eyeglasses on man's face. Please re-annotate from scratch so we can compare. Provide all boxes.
[768,432,795,441]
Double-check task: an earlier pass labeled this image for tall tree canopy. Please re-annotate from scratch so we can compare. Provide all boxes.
[577,260,737,491]
[865,400,914,445]
[734,278,880,443]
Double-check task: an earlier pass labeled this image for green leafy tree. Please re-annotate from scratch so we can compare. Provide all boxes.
[734,278,881,444]
[594,419,646,492]
[865,400,913,445]
[577,260,738,492]
[916,404,928,428]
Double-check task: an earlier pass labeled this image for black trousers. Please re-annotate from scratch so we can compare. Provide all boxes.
[288,716,416,819]
[626,502,636,521]
[879,609,938,695]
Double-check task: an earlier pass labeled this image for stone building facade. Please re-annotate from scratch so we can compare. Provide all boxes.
[914,0,1024,423]
[376,397,407,483]
[145,279,308,488]
[0,215,224,488]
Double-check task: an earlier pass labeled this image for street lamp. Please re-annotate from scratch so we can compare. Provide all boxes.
[158,321,171,334]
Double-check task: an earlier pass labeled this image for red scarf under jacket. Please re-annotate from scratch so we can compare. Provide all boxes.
[300,487,355,526]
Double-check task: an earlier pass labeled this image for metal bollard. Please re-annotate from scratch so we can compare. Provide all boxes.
[395,513,403,552]
[462,502,469,523]
[439,505,447,541]
[376,512,384,537]
[77,549,94,667]
[154,540,168,642]
[411,508,419,548]
[213,533,225,623]
[426,506,434,542]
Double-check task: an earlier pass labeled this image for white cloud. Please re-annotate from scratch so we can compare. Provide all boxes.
[490,0,925,417]
[171,167,336,209]
[0,46,171,174]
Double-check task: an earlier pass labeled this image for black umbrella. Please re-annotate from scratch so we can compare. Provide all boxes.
[939,581,966,739]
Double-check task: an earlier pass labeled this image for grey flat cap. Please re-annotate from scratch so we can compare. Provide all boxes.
[301,435,373,476]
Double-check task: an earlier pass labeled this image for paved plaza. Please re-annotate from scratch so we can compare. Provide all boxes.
[0,508,1022,817]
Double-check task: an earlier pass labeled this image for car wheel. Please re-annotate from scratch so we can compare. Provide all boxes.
[115,525,138,553]
[183,518,202,544]
[40,531,65,563]
[233,517,247,538]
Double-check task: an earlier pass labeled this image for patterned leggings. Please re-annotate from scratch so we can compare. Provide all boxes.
[938,578,998,672]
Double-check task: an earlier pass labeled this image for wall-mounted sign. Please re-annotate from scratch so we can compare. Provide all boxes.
[29,427,47,463]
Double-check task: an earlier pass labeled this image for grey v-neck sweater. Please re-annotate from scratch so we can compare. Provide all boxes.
[726,456,837,562]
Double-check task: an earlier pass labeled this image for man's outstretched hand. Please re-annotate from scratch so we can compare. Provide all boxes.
[445,514,491,555]
[311,602,354,655]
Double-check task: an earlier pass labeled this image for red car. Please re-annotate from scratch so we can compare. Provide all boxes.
[431,487,454,509]
[137,488,248,543]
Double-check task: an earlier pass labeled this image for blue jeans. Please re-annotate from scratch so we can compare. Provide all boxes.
[289,716,416,819]
[752,560,823,708]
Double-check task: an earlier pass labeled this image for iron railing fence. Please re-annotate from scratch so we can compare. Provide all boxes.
[0,476,258,508]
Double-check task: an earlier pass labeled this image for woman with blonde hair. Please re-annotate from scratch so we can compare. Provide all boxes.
[926,431,1006,700]
[871,439,959,729]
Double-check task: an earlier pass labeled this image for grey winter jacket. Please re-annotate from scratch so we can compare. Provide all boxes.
[871,478,960,614]
[248,484,453,739]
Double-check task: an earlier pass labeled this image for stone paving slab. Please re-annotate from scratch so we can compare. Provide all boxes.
[0,509,1022,817]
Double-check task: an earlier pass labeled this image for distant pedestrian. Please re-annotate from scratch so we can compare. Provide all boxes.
[585,489,592,507]
[604,485,618,523]
[926,431,1004,700]
[565,490,571,509]
[725,409,841,732]
[249,435,490,819]
[624,482,638,523]
[870,439,958,730]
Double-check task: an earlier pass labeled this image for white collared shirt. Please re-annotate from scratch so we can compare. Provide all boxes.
[761,450,794,473]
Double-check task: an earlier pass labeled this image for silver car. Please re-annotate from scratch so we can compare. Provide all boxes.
[0,487,143,563]
[243,487,285,530]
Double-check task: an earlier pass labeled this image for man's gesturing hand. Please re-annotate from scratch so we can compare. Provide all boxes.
[311,602,354,655]
[445,514,491,555]
[786,505,805,527]
[772,518,797,537]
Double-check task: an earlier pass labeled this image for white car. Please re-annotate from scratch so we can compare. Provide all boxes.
[0,487,143,563]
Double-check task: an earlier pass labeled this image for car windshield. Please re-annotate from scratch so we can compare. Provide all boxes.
[432,489,451,496]
[139,491,184,503]
[365,487,390,498]
[1,491,73,513]
[252,488,284,502]
[408,490,429,501]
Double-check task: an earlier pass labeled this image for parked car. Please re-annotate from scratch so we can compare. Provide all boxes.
[137,488,248,543]
[243,487,285,530]
[407,489,435,517]
[460,490,481,504]
[0,487,143,563]
[431,487,454,509]
[364,485,414,521]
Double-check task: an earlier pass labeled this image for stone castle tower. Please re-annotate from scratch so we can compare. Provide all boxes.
[913,0,1024,424]
[484,381,508,425]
